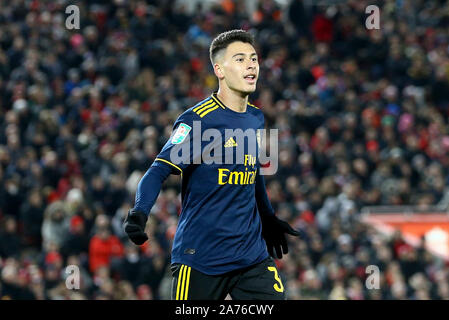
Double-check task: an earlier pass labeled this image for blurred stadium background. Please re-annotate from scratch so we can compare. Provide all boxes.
[1,0,449,300]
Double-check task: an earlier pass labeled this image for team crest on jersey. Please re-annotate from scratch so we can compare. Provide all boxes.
[171,123,191,144]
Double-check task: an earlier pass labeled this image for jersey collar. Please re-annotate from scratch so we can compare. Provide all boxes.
[211,92,251,115]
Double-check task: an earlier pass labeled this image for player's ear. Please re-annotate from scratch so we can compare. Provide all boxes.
[213,63,225,80]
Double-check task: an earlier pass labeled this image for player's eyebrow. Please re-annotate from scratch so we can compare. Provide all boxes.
[231,53,258,58]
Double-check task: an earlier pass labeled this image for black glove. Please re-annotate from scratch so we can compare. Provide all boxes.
[124,209,148,245]
[261,214,301,259]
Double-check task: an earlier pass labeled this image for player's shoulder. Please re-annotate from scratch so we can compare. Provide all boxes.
[173,96,211,122]
[246,100,264,120]
[173,95,222,122]
[188,95,224,119]
[247,101,261,113]
[173,95,222,128]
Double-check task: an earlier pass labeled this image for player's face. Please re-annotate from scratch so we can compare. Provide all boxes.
[220,41,259,94]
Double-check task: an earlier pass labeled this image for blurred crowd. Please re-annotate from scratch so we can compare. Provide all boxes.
[1,0,449,300]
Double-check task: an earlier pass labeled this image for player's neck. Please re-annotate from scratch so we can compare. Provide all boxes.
[216,87,248,113]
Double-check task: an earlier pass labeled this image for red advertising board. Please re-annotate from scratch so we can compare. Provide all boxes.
[361,213,449,260]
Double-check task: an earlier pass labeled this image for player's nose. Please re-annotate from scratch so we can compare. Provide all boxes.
[246,63,257,71]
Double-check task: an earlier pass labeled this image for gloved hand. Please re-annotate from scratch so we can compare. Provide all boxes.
[261,214,301,259]
[124,209,148,245]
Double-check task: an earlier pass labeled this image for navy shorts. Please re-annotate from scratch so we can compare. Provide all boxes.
[170,257,286,300]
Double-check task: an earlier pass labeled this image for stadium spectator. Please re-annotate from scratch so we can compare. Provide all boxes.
[0,216,21,259]
[41,201,69,252]
[88,224,124,273]
[19,188,45,249]
[60,215,90,259]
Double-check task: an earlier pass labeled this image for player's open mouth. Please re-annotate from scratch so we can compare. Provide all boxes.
[244,74,257,84]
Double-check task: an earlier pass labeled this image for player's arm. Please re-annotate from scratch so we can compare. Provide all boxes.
[124,161,172,245]
[255,171,275,217]
[255,170,301,259]
[124,111,196,245]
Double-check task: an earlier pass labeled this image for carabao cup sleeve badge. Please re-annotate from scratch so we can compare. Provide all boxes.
[171,123,192,144]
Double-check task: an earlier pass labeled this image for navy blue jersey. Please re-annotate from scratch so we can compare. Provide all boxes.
[152,93,268,275]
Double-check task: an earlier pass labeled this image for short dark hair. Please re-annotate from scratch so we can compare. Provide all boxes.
[209,29,255,64]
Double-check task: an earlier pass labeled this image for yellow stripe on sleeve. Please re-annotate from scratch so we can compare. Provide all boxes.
[193,99,213,112]
[195,102,216,115]
[179,265,188,300]
[199,105,219,117]
[211,94,226,109]
[176,265,185,300]
[184,267,192,300]
[154,158,183,174]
